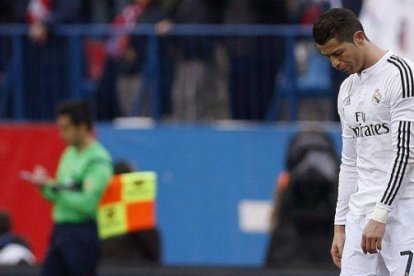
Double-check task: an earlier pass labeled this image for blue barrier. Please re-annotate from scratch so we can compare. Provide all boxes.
[0,24,333,121]
[97,123,342,265]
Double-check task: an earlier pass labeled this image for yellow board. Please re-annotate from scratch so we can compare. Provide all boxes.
[122,172,157,203]
[97,203,127,239]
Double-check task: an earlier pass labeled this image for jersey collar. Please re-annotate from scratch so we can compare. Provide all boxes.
[358,50,393,79]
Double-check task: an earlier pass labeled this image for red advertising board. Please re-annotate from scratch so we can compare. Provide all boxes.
[0,123,65,262]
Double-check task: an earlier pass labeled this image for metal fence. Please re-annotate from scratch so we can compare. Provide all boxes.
[0,24,334,122]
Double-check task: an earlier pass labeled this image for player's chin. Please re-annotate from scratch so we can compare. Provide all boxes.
[344,68,355,74]
[340,64,355,74]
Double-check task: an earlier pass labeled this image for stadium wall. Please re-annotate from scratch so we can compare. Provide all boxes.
[0,123,341,265]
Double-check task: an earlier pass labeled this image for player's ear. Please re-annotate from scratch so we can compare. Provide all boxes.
[353,31,365,46]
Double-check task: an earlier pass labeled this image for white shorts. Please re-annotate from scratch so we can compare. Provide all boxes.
[341,198,414,276]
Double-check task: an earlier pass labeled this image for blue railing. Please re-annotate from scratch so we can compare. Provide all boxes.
[0,24,333,122]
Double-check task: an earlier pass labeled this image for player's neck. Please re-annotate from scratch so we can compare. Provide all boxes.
[76,135,95,152]
[360,43,387,72]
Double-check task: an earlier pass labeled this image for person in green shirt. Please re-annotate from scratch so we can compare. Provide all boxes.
[24,100,113,276]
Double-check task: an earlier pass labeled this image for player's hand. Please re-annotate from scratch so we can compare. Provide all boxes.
[30,22,48,43]
[155,19,173,35]
[331,225,345,268]
[361,219,385,254]
[21,166,52,186]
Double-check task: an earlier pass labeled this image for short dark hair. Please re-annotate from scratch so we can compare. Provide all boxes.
[313,8,366,45]
[57,100,93,130]
[0,210,11,235]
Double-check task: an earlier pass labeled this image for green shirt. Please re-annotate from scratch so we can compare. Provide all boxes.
[41,141,113,223]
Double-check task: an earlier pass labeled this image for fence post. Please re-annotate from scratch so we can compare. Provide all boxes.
[266,32,298,121]
[69,35,83,100]
[12,35,24,120]
[285,34,297,121]
[147,34,161,122]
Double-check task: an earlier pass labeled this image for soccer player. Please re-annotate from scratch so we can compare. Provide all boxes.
[313,8,414,275]
[23,101,113,275]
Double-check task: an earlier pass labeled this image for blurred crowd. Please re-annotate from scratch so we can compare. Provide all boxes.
[0,0,351,25]
[3,0,414,123]
[3,1,414,270]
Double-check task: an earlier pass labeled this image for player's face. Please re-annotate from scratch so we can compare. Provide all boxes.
[57,115,86,146]
[316,36,364,74]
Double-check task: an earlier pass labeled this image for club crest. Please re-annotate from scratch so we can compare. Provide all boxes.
[372,88,381,105]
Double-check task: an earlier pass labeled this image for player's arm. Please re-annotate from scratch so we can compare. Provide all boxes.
[372,67,414,222]
[335,83,358,226]
[53,160,113,218]
[40,151,73,203]
[335,119,358,225]
[40,184,60,202]
[363,61,414,253]
[332,89,358,268]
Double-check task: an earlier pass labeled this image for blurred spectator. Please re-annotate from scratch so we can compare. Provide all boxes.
[21,0,90,120]
[360,0,414,60]
[224,0,288,120]
[0,0,18,70]
[90,0,128,23]
[158,0,229,121]
[101,160,162,265]
[265,130,338,268]
[0,2,28,118]
[286,0,363,121]
[95,0,167,119]
[0,1,17,23]
[27,0,89,44]
[285,0,333,121]
[0,210,35,266]
[22,101,113,275]
[341,0,363,14]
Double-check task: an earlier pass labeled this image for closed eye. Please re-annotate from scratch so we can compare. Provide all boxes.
[332,51,343,57]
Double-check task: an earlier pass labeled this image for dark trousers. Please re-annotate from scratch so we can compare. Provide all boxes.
[42,221,100,276]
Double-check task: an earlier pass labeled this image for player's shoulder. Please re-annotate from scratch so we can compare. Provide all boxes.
[383,54,414,96]
[337,75,355,109]
[389,54,414,66]
[62,146,75,157]
[89,141,112,162]
[384,54,414,77]
[338,75,354,98]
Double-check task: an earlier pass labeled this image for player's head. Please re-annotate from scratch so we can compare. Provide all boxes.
[313,8,369,74]
[56,100,93,146]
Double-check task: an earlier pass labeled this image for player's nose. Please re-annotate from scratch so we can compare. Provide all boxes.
[330,57,340,69]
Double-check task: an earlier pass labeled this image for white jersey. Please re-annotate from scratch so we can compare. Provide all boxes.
[335,50,414,225]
